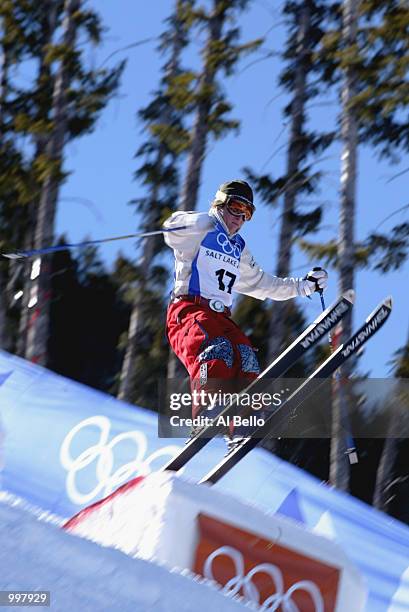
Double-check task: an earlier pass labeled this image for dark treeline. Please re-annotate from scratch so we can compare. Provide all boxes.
[0,0,408,525]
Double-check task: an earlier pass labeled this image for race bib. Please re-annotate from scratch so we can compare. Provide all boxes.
[188,226,245,307]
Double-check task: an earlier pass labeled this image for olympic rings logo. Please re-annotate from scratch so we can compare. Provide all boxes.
[60,416,181,505]
[203,546,324,612]
[216,232,242,259]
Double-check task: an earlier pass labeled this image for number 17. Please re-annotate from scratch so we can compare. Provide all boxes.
[215,269,236,294]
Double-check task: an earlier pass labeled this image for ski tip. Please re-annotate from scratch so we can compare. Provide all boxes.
[383,296,393,309]
[343,289,355,304]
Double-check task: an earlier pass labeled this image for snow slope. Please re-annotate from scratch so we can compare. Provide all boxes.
[0,498,251,612]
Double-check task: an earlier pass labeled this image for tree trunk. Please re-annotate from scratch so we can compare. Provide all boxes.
[15,1,58,358]
[16,233,36,357]
[117,225,159,401]
[330,0,360,491]
[373,328,409,511]
[24,0,80,364]
[268,3,310,363]
[373,438,400,512]
[0,266,10,350]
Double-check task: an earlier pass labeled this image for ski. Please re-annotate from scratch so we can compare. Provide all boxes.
[199,296,392,485]
[162,290,354,473]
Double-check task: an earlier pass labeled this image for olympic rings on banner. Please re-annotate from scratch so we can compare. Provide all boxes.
[60,415,180,505]
[203,545,324,612]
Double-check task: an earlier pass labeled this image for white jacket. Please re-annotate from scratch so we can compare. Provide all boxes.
[163,209,311,308]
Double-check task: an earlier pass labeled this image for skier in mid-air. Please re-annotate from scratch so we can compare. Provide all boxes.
[163,179,328,430]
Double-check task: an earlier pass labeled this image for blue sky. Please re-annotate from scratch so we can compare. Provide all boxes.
[57,0,408,377]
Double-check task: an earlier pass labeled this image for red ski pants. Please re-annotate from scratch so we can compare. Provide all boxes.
[166,300,260,418]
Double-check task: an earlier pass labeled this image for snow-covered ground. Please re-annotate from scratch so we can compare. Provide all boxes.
[0,497,251,612]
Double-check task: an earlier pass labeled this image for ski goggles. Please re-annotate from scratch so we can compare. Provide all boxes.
[225,200,254,222]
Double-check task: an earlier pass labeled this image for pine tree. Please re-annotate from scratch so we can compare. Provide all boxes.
[0,4,15,349]
[244,0,333,365]
[118,0,193,403]
[179,0,262,210]
[236,0,335,469]
[300,0,409,264]
[0,0,48,350]
[167,0,262,380]
[1,2,124,359]
[116,256,170,408]
[357,3,409,514]
[298,0,409,490]
[327,0,360,491]
[13,1,63,358]
[118,0,193,402]
[16,0,124,365]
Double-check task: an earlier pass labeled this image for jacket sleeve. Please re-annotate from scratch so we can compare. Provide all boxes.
[235,246,309,301]
[163,211,213,255]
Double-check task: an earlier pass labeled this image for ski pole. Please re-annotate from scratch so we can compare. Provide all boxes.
[318,285,358,465]
[1,226,188,260]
